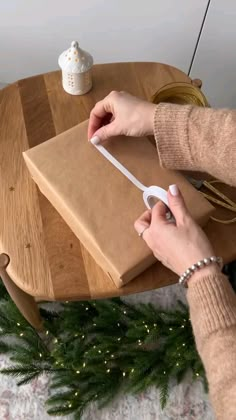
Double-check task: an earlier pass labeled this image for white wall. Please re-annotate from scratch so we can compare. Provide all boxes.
[190,0,236,108]
[0,0,208,83]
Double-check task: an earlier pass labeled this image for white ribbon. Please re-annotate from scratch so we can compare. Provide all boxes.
[90,136,169,209]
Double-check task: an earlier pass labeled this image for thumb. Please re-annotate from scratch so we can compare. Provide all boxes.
[168,184,189,225]
[93,122,118,142]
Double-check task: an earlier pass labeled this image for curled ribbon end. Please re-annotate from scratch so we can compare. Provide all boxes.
[90,136,100,145]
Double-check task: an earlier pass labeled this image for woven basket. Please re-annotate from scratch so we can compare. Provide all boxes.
[151,81,209,107]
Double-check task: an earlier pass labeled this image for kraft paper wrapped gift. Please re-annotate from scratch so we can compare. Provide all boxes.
[23,120,214,288]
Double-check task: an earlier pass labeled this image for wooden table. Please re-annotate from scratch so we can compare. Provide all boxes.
[1,62,236,329]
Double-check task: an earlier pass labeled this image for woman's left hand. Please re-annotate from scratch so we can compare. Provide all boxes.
[134,184,219,280]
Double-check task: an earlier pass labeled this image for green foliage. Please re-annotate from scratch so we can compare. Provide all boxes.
[0,280,207,419]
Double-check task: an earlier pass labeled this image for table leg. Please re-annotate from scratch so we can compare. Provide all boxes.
[0,254,43,330]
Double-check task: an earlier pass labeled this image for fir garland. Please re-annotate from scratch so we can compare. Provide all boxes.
[0,282,208,419]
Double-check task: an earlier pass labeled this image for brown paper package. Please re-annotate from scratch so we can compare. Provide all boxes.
[23,120,214,288]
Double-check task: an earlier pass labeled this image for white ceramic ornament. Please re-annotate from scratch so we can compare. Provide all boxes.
[58,41,93,95]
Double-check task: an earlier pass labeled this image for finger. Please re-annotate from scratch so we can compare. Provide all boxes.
[88,98,112,140]
[134,210,151,236]
[93,121,119,142]
[151,201,169,224]
[168,184,190,225]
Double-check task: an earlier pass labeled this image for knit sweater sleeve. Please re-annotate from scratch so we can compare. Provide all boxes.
[187,273,236,419]
[153,103,236,186]
[153,103,236,419]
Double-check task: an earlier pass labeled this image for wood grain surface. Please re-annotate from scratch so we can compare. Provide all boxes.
[1,62,236,300]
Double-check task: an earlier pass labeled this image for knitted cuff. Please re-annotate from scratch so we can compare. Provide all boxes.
[187,273,236,339]
[153,103,195,170]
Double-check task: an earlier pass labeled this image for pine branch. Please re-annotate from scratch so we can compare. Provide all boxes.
[0,290,208,418]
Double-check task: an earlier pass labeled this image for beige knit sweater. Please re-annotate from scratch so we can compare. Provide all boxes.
[154,104,236,420]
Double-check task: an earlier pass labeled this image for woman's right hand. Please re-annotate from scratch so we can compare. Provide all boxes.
[88,91,156,142]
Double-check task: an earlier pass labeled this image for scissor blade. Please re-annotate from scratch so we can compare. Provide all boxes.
[187,176,203,190]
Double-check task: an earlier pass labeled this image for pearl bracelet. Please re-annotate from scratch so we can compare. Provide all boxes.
[179,256,223,288]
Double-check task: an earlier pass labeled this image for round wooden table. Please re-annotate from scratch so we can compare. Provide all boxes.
[1,62,236,329]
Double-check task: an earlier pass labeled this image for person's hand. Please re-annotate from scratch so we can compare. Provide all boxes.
[134,184,220,282]
[88,91,156,141]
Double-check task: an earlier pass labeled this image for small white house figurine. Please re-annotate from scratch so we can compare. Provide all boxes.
[58,41,93,95]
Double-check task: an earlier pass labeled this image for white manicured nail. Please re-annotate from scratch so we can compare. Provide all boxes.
[169,184,179,196]
[90,136,100,145]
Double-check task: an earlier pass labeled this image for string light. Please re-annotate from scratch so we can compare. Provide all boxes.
[153,323,157,327]
[163,371,166,375]
[39,353,42,358]
[145,324,148,328]
[196,372,199,377]
[169,328,173,331]
[176,362,179,367]
[75,392,78,396]
[181,325,185,328]
[123,311,127,314]
[98,350,102,354]
[138,342,142,346]
[76,370,80,374]
[106,369,110,373]
[147,329,150,333]
[68,403,72,408]
[131,368,134,373]
[123,372,126,377]
[182,343,186,347]
[93,323,96,326]
[17,323,20,326]
[20,333,24,337]
[117,323,120,327]
[104,361,107,364]
[74,333,78,337]
[83,362,86,368]
[117,338,121,341]
[82,335,85,339]
[85,307,89,311]
[65,301,69,304]
[54,338,58,343]
[93,345,96,349]
[111,354,114,358]
[46,330,49,335]
[61,363,64,367]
